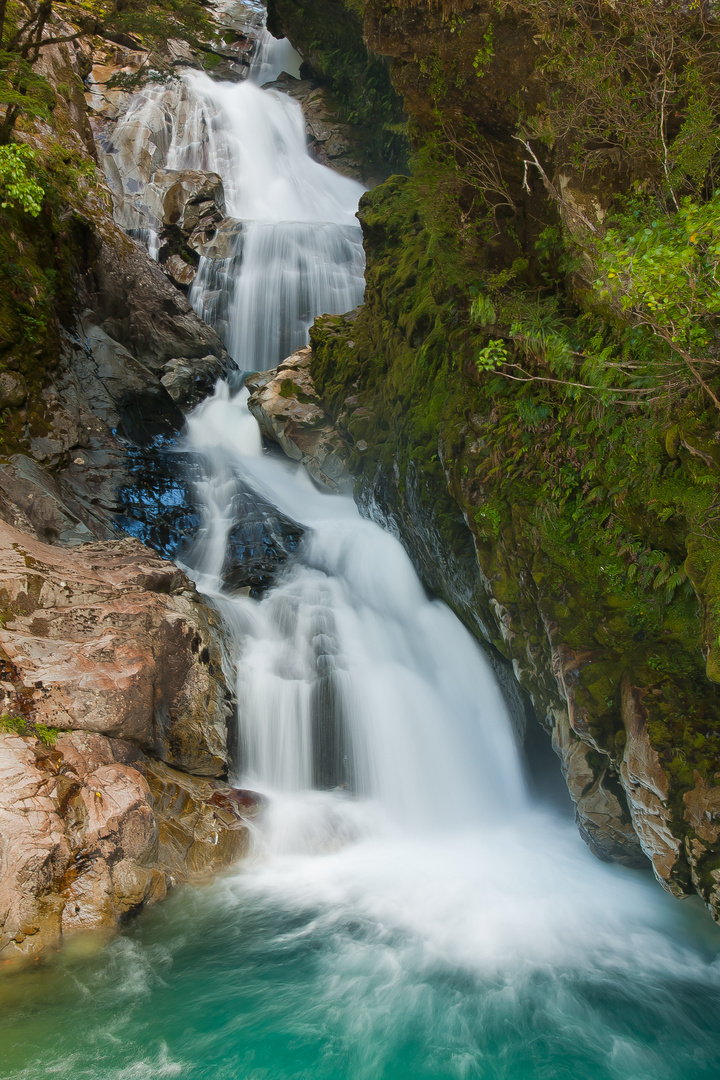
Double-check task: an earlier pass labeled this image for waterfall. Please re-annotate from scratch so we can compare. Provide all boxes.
[184,386,526,836]
[100,66,365,372]
[183,72,365,371]
[18,23,716,1080]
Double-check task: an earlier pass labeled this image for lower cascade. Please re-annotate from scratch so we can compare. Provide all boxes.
[4,12,720,1080]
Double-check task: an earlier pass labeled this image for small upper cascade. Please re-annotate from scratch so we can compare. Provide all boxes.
[248,26,302,85]
[181,71,365,371]
[91,23,365,373]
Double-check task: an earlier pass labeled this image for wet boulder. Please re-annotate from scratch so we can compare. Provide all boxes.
[246,347,354,495]
[150,167,226,234]
[160,354,228,410]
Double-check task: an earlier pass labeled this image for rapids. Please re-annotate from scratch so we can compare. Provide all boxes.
[3,14,720,1080]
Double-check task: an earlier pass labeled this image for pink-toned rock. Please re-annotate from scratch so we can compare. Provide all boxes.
[0,729,259,963]
[619,677,685,894]
[0,520,231,776]
[684,771,720,844]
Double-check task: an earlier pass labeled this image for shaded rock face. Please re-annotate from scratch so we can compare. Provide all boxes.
[246,347,354,495]
[0,730,258,964]
[0,520,231,777]
[222,483,304,597]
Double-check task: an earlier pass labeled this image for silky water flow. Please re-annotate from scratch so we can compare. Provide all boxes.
[3,23,720,1080]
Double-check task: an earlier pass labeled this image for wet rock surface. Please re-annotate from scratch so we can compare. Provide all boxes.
[246,347,354,495]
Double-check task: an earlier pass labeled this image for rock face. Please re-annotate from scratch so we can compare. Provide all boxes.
[0,520,231,777]
[0,730,259,964]
[0,521,258,963]
[246,347,354,495]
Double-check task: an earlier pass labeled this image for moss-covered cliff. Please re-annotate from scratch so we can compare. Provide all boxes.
[271,0,720,919]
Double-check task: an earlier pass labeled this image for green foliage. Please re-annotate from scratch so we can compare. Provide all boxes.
[472,21,494,77]
[0,143,43,215]
[0,50,55,142]
[0,713,59,743]
[101,0,216,48]
[470,293,496,326]
[313,171,720,792]
[476,338,507,371]
[521,0,720,199]
[34,723,58,745]
[0,714,26,735]
[597,194,720,367]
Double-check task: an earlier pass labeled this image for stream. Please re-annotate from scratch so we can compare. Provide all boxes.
[2,15,720,1080]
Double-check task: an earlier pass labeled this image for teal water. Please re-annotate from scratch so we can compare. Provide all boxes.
[2,813,720,1080]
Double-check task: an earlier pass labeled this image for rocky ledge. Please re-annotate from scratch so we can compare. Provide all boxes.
[0,521,261,964]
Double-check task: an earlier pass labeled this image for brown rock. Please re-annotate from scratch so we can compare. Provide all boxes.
[619,675,685,893]
[165,253,197,287]
[0,372,28,409]
[246,347,354,494]
[0,519,232,776]
[161,354,227,409]
[0,730,256,962]
[684,771,720,844]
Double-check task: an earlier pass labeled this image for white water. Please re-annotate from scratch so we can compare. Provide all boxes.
[185,385,526,833]
[181,71,365,369]
[102,58,365,371]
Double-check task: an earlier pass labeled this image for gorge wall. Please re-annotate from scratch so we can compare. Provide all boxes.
[264,0,720,920]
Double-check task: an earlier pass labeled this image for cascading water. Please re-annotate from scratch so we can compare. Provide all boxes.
[101,61,365,371]
[183,385,526,833]
[5,19,720,1080]
[184,70,364,370]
